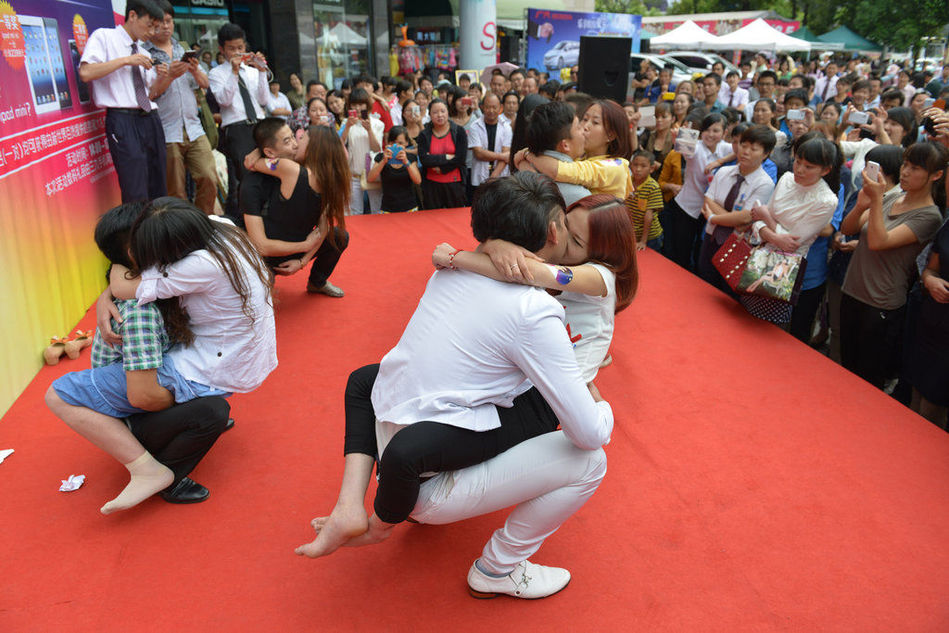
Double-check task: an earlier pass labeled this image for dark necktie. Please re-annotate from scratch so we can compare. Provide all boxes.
[722,173,745,212]
[729,91,734,108]
[237,71,258,123]
[821,77,830,101]
[130,43,151,111]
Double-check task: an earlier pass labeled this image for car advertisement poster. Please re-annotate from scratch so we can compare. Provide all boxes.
[525,8,642,73]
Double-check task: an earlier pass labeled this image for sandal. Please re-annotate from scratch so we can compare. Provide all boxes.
[44,335,70,366]
[65,329,94,360]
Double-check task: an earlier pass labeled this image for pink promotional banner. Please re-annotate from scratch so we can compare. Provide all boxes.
[0,0,121,417]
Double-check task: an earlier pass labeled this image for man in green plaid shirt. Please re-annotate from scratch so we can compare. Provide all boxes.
[90,300,170,371]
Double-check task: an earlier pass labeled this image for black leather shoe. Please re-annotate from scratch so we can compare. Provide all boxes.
[160,477,210,504]
[224,418,235,432]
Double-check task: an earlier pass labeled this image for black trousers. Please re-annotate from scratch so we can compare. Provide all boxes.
[105,109,167,203]
[343,364,560,524]
[839,293,906,390]
[421,180,467,209]
[126,396,230,486]
[265,227,350,287]
[221,122,256,218]
[662,199,704,271]
[789,283,826,343]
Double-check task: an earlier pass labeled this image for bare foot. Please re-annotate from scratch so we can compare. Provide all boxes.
[340,522,393,548]
[294,504,369,558]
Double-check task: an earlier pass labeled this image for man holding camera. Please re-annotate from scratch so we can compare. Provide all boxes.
[208,23,269,220]
[78,0,167,204]
[145,1,217,214]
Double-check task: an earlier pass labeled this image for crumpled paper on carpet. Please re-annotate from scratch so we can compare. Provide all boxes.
[59,474,86,492]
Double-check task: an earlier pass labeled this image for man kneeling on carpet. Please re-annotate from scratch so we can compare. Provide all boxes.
[294,173,614,600]
[46,198,277,514]
[240,117,350,297]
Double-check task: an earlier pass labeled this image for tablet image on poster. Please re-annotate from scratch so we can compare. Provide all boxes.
[525,8,642,73]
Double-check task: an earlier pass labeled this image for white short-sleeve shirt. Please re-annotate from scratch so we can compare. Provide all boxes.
[80,26,157,110]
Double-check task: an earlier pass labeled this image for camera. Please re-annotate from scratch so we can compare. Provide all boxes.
[849,111,869,126]
[787,109,805,122]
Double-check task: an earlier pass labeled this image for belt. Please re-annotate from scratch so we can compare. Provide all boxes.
[107,107,153,116]
[223,120,256,128]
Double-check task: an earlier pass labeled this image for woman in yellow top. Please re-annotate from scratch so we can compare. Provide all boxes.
[514,99,633,199]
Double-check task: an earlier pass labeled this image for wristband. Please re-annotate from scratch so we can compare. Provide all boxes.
[447,249,461,270]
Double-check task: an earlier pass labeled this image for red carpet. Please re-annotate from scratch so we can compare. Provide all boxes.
[2,208,947,632]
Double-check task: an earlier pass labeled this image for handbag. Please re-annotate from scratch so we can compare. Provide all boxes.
[194,88,219,150]
[736,244,805,303]
[712,230,754,292]
[360,152,382,191]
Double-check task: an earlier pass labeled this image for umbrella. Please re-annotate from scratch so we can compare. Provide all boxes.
[480,62,521,86]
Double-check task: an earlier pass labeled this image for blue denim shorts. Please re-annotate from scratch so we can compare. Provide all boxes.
[52,355,229,418]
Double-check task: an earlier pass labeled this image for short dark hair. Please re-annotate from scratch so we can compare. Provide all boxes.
[758,70,777,84]
[527,101,575,154]
[631,149,654,163]
[154,0,173,18]
[740,124,777,154]
[458,73,470,82]
[538,81,558,99]
[306,80,326,92]
[217,23,246,48]
[126,0,163,20]
[881,88,904,104]
[348,88,372,108]
[700,112,726,133]
[470,172,565,252]
[852,79,871,94]
[784,88,809,106]
[253,117,288,152]
[725,70,740,79]
[509,68,525,79]
[354,74,376,88]
[793,134,842,192]
[704,72,722,86]
[95,202,148,268]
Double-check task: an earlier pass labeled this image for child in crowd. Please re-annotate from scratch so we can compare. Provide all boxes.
[625,150,664,251]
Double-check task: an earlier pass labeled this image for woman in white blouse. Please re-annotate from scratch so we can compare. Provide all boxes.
[55,199,277,514]
[745,133,842,324]
[341,88,384,214]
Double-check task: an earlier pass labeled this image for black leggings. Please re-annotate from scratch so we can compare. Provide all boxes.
[343,364,560,524]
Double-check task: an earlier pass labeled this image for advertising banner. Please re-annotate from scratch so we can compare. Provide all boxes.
[459,0,496,71]
[0,0,121,417]
[525,8,641,74]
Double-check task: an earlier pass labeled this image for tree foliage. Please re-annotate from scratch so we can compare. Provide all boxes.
[595,0,663,17]
[659,0,949,51]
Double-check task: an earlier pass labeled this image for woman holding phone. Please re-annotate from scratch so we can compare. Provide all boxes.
[367,126,422,213]
[341,88,384,214]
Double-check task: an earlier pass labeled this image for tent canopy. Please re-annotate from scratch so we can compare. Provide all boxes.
[705,18,811,52]
[817,25,882,52]
[649,20,721,50]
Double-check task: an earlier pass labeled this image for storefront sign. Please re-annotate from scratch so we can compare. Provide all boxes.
[525,8,642,73]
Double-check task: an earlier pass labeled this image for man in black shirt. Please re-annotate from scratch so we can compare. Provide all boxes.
[240,118,349,296]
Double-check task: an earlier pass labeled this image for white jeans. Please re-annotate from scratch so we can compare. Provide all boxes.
[348,175,383,215]
[406,430,607,574]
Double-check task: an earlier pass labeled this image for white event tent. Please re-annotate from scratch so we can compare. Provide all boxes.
[706,18,811,52]
[649,20,722,50]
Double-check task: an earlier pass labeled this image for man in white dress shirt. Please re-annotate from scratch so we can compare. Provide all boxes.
[468,93,512,187]
[79,0,167,203]
[295,173,613,600]
[207,23,269,219]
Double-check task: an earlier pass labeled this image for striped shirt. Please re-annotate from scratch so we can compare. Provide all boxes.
[625,176,664,240]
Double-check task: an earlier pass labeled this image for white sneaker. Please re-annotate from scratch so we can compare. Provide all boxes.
[467,560,571,599]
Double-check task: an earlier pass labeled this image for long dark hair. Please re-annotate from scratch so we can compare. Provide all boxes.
[304,126,349,245]
[129,198,273,324]
[95,201,193,346]
[568,194,638,312]
[509,94,550,169]
[903,141,948,208]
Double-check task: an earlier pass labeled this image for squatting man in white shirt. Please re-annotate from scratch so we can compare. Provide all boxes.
[294,172,614,599]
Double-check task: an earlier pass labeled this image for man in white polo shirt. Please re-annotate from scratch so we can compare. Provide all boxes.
[79,0,167,203]
[207,22,269,219]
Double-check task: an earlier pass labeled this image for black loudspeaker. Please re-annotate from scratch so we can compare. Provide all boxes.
[578,36,632,102]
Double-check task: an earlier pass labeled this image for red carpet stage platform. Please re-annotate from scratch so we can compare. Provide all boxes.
[2,208,947,632]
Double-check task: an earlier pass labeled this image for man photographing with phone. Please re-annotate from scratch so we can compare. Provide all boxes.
[145,0,217,215]
[208,22,270,221]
